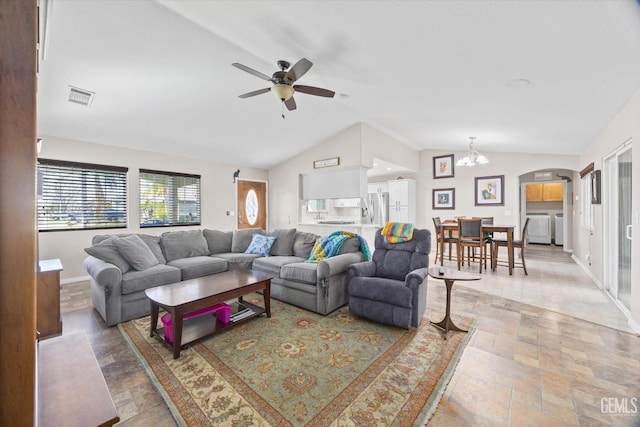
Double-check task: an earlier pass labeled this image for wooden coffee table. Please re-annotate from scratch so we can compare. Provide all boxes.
[145,269,272,359]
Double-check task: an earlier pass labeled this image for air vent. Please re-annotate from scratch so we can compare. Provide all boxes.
[67,86,95,107]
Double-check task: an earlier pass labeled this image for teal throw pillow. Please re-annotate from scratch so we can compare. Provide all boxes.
[244,234,276,257]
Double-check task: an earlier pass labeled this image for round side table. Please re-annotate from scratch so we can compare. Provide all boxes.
[427,267,480,339]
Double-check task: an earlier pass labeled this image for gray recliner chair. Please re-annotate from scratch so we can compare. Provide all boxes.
[347,228,431,329]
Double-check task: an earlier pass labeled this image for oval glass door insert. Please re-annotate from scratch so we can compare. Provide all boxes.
[245,189,258,225]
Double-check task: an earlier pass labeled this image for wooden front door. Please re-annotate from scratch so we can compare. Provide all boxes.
[237,180,267,230]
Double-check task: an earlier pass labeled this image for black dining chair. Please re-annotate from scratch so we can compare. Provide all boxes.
[457,218,484,273]
[473,216,494,269]
[432,217,458,266]
[491,218,531,274]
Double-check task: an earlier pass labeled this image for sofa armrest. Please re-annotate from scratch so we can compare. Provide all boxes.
[347,261,377,280]
[405,267,428,291]
[316,252,365,282]
[83,256,123,291]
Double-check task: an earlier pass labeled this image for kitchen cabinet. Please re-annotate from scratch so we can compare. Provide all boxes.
[388,179,415,223]
[334,198,361,208]
[526,183,563,202]
[542,183,563,201]
[526,184,543,202]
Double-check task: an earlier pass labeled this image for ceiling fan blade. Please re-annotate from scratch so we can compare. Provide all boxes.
[232,63,272,81]
[285,58,313,83]
[293,85,335,98]
[284,97,297,111]
[238,88,271,98]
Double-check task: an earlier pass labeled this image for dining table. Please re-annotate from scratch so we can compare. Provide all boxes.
[441,220,517,275]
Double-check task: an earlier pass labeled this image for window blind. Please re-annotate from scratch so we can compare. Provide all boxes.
[139,169,201,227]
[37,159,128,231]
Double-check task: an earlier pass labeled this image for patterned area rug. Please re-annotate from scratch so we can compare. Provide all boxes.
[119,295,474,426]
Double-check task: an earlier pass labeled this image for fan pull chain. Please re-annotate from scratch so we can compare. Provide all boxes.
[281,101,286,119]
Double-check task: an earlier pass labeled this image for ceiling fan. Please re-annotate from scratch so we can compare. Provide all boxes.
[232,58,335,114]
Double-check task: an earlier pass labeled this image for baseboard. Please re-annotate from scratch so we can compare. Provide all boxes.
[61,275,90,285]
[571,255,640,335]
[571,254,603,289]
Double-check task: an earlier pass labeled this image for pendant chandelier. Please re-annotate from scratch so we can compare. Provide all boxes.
[456,137,489,166]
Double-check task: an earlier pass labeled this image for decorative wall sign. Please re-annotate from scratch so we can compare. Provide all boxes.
[433,188,455,210]
[433,154,454,179]
[474,175,504,206]
[313,157,340,169]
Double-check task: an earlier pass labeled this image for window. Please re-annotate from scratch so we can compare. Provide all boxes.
[580,162,594,230]
[581,174,593,230]
[37,159,128,231]
[139,169,201,227]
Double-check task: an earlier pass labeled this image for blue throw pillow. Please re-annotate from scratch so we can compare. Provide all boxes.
[244,234,276,257]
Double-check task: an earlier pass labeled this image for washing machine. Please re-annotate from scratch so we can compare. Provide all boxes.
[555,214,563,246]
[526,213,552,244]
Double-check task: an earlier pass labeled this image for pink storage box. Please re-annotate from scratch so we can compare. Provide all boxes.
[160,302,231,343]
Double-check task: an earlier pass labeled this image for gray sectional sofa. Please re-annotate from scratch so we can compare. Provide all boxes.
[84,228,365,326]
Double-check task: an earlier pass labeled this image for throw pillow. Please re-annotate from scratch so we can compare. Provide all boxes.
[160,230,209,262]
[113,235,159,271]
[231,228,264,253]
[267,228,296,256]
[244,234,276,257]
[84,237,132,273]
[203,229,233,254]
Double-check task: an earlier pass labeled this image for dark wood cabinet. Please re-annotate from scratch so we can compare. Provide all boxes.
[37,259,63,339]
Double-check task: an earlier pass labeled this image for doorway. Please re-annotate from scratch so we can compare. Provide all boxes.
[604,140,632,313]
[237,179,267,230]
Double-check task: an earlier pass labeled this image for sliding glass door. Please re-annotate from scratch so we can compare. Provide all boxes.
[604,140,632,311]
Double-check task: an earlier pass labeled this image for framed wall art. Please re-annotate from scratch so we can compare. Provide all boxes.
[432,188,455,210]
[474,175,504,206]
[433,154,454,179]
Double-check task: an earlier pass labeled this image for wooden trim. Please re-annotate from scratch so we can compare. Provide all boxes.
[140,168,201,179]
[38,158,129,173]
[579,162,594,178]
[0,0,38,423]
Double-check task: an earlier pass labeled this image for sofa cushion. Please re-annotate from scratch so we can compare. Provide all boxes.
[245,234,276,257]
[121,264,181,295]
[292,232,319,258]
[167,256,227,280]
[280,262,318,285]
[203,229,233,254]
[137,234,166,264]
[160,230,209,262]
[113,235,159,271]
[84,237,132,273]
[268,228,296,256]
[348,276,413,308]
[212,252,262,270]
[252,256,305,276]
[92,233,166,264]
[338,237,360,254]
[231,228,264,253]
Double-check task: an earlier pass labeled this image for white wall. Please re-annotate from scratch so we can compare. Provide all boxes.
[576,87,640,328]
[38,136,267,280]
[268,122,421,232]
[417,150,579,235]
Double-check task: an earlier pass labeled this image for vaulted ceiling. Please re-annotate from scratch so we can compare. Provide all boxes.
[37,0,640,169]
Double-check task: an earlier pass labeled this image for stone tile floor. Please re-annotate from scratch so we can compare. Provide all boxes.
[60,245,640,426]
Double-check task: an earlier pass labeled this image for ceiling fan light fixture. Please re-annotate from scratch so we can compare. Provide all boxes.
[456,137,489,166]
[272,84,295,101]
